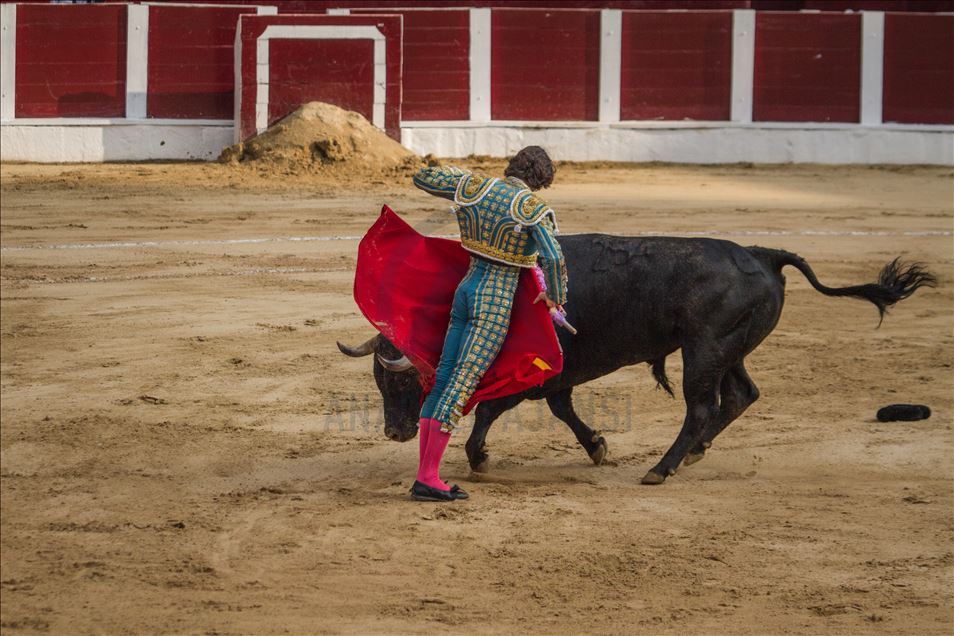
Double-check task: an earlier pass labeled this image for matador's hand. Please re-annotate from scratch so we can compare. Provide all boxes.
[533,291,557,309]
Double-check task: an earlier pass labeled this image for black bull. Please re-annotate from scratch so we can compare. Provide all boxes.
[338,234,934,485]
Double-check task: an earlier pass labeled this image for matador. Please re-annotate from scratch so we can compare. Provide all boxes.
[410,146,568,502]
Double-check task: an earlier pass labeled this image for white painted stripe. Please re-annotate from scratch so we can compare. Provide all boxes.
[256,5,278,16]
[373,37,387,119]
[257,39,270,67]
[234,14,244,143]
[373,37,386,65]
[1,236,373,252]
[3,228,950,253]
[254,25,387,134]
[599,9,622,124]
[469,8,491,123]
[861,12,885,126]
[731,9,756,124]
[62,266,351,285]
[326,8,351,15]
[126,4,150,120]
[0,3,16,122]
[255,36,270,133]
[4,117,232,127]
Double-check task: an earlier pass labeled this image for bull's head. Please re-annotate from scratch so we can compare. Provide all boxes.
[336,335,422,442]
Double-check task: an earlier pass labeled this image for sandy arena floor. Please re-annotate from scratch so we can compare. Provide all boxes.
[1,161,952,635]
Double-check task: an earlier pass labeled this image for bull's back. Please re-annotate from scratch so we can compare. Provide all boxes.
[545,234,780,389]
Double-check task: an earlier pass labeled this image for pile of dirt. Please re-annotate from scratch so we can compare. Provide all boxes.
[219,102,422,177]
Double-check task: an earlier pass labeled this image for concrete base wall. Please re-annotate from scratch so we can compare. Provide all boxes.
[1,120,951,164]
[400,122,954,165]
[0,121,233,162]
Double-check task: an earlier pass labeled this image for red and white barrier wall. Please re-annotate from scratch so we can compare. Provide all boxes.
[1,2,277,161]
[1,2,951,164]
[396,7,953,163]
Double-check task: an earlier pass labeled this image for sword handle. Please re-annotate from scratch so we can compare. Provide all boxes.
[550,307,577,335]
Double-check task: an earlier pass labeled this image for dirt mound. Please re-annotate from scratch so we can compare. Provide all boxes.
[219,102,422,177]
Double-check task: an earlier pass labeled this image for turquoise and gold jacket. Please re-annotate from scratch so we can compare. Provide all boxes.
[412,166,568,305]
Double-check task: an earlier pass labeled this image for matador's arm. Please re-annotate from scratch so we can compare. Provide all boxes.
[412,165,470,200]
[531,216,568,306]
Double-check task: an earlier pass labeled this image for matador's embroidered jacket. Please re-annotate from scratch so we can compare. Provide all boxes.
[412,166,568,305]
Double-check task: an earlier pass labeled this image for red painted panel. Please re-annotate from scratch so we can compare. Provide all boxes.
[353,9,469,121]
[491,9,601,121]
[77,1,954,12]
[883,14,954,125]
[754,13,861,123]
[148,6,258,119]
[620,11,732,121]
[237,14,402,140]
[216,1,753,11]
[15,4,126,117]
[797,1,954,11]
[268,40,376,122]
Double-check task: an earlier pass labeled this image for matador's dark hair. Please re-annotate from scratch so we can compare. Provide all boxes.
[505,146,555,191]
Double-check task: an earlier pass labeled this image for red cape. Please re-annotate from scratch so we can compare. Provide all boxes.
[354,205,563,414]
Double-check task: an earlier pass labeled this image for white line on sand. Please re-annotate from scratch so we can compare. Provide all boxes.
[1,229,951,252]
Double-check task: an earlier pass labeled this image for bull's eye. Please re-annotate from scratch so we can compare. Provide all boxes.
[387,373,409,388]
[392,373,418,390]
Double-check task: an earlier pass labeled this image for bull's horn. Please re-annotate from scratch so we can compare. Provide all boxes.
[336,336,377,357]
[376,354,414,372]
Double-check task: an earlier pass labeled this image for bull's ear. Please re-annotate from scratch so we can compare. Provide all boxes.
[336,335,378,357]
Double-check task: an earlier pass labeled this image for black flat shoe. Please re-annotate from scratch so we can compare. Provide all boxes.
[876,403,931,422]
[410,480,469,502]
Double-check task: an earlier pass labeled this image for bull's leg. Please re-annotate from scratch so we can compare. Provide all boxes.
[546,388,608,465]
[641,345,725,485]
[683,362,759,467]
[465,394,525,472]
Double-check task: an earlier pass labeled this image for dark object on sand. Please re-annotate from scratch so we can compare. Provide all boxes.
[877,404,932,422]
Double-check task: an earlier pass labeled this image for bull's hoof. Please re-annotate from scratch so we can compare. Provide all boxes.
[683,451,705,466]
[467,443,489,473]
[641,470,667,485]
[470,451,490,473]
[589,437,608,466]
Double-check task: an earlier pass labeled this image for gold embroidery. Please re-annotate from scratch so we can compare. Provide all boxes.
[461,237,538,267]
[455,175,498,205]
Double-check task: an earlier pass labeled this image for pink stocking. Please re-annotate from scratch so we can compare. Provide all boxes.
[418,417,431,459]
[416,418,451,490]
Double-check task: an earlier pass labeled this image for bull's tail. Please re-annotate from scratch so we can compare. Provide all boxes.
[748,247,936,324]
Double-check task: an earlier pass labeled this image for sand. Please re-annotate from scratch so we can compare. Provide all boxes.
[1,161,952,634]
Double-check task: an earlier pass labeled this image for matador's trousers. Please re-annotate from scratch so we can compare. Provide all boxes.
[420,257,520,432]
